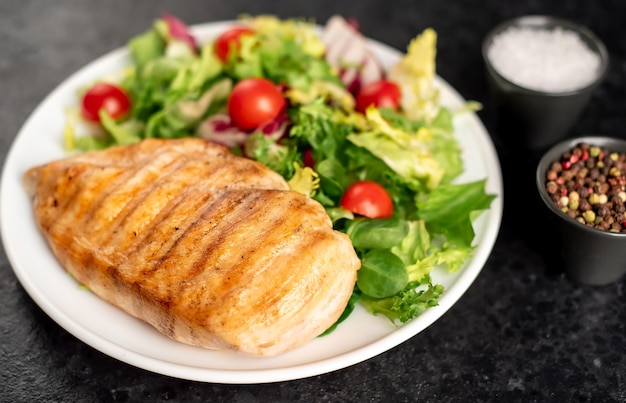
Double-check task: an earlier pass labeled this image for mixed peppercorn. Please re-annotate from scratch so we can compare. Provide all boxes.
[544,142,626,232]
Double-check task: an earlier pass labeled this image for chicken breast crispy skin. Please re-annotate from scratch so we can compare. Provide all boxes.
[23,138,360,356]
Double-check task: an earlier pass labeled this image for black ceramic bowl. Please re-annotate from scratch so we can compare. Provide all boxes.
[483,15,609,151]
[536,136,626,285]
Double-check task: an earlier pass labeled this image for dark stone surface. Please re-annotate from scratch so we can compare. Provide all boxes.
[1,0,624,401]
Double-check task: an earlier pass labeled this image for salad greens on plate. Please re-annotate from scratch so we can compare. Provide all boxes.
[64,13,495,330]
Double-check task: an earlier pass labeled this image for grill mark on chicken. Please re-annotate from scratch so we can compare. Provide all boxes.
[99,152,290,256]
[179,191,294,301]
[35,153,177,248]
[185,191,272,279]
[174,192,321,329]
[148,190,290,308]
[141,190,262,281]
[84,151,187,239]
[38,164,123,227]
[192,225,347,348]
[221,195,310,284]
[119,163,290,278]
[78,150,173,215]
[123,185,221,264]
[96,158,225,250]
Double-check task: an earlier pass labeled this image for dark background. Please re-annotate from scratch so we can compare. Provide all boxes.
[1,1,624,402]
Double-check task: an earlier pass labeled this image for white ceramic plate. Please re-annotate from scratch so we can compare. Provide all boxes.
[0,21,503,384]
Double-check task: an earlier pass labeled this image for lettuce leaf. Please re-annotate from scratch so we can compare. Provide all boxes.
[387,27,440,122]
[347,107,445,190]
[416,179,496,247]
[246,133,300,179]
[143,78,232,139]
[128,28,165,69]
[99,110,143,145]
[287,163,320,197]
[360,278,444,325]
[226,30,339,91]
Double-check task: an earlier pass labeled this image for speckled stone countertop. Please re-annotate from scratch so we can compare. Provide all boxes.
[1,1,624,401]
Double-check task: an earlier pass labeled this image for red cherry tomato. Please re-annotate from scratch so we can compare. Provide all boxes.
[355,80,401,114]
[227,78,286,131]
[340,180,394,219]
[214,26,255,62]
[81,83,131,123]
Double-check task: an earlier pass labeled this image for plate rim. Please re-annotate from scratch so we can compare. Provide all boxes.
[0,20,503,384]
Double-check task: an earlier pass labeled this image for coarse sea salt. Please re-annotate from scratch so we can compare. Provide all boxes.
[487,26,601,93]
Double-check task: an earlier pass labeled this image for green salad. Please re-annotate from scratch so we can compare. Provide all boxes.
[65,13,495,330]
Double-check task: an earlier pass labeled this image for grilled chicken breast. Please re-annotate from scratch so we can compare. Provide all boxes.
[23,138,360,356]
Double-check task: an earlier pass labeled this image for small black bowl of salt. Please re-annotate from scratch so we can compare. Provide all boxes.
[482,15,609,151]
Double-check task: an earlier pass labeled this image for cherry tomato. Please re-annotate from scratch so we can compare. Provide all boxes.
[355,80,401,114]
[81,83,131,123]
[214,26,255,62]
[340,180,394,219]
[227,78,286,131]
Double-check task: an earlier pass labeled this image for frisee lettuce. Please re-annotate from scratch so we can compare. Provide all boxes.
[361,278,445,325]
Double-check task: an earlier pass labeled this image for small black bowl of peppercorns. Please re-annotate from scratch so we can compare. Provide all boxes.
[536,136,626,285]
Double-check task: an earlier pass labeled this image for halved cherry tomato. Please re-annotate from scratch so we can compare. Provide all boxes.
[81,83,131,123]
[340,180,394,218]
[227,78,286,131]
[355,79,401,114]
[214,26,255,62]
